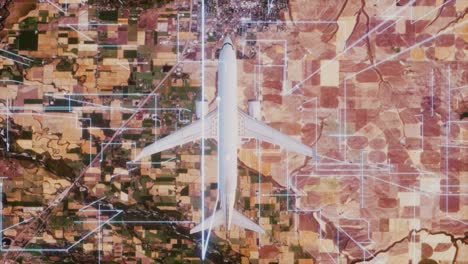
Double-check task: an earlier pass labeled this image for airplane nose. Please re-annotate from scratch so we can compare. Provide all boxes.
[223,36,233,46]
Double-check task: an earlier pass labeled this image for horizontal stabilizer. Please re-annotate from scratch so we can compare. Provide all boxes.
[231,210,265,234]
[190,210,224,234]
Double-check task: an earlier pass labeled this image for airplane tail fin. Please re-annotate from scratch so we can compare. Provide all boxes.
[190,210,264,234]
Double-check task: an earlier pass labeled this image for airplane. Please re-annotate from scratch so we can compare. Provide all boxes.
[134,36,318,234]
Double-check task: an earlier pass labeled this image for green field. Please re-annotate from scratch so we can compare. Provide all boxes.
[18,31,38,51]
[98,10,118,22]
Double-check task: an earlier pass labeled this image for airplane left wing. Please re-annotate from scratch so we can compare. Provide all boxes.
[238,110,319,160]
[134,110,218,161]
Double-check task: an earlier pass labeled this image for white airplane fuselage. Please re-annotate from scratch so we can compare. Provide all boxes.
[136,36,315,235]
[217,38,238,230]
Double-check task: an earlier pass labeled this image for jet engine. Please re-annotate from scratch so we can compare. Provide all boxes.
[195,98,208,119]
[247,99,261,120]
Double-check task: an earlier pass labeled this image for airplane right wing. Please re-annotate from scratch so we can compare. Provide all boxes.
[238,110,319,160]
[134,110,218,161]
[231,209,265,233]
